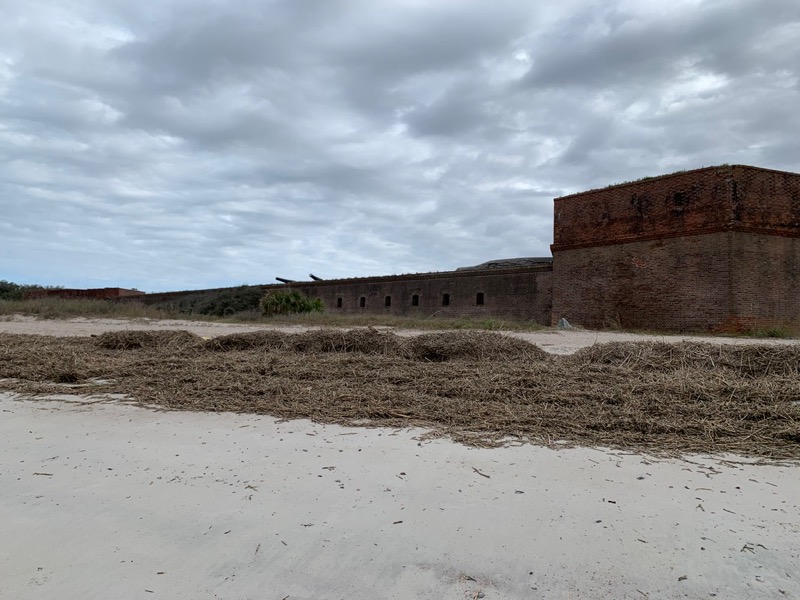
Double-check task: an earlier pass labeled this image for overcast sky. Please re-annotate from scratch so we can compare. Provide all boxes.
[2,0,799,291]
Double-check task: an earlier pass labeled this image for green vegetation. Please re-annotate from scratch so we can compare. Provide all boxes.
[261,289,323,317]
[0,280,60,301]
[150,285,265,317]
[734,324,799,339]
[555,166,738,198]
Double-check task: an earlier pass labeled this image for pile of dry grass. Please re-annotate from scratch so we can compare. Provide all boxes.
[405,331,551,362]
[202,330,290,352]
[0,334,96,384]
[568,341,800,377]
[1,331,798,459]
[200,328,404,354]
[95,330,200,351]
[289,328,403,355]
[201,329,547,361]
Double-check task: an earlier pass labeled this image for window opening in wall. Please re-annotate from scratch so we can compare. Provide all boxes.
[411,294,419,306]
[336,297,343,308]
[476,292,484,306]
[442,293,450,307]
[385,296,391,307]
[672,191,688,215]
[359,296,366,308]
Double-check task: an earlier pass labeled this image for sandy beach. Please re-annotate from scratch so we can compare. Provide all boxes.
[1,391,798,599]
[1,317,799,598]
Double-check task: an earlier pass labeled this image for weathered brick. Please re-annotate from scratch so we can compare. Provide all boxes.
[552,165,800,331]
[278,267,553,324]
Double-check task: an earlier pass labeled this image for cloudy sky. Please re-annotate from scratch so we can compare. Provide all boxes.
[2,0,799,291]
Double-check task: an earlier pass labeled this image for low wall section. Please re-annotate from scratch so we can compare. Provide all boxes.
[272,266,553,323]
[25,288,144,300]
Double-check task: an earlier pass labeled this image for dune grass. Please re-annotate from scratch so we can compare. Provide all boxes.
[0,298,175,320]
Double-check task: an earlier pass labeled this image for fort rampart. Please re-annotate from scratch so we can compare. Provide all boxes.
[273,266,553,323]
[68,164,800,332]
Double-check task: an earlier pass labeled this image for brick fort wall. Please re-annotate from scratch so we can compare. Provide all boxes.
[273,267,553,324]
[728,233,800,329]
[552,165,800,331]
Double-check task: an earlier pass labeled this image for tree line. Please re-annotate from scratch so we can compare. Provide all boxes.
[0,280,61,301]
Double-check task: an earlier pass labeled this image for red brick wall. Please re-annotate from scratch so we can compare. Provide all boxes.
[552,165,800,250]
[272,267,553,324]
[551,165,800,331]
[730,166,800,235]
[727,233,800,329]
[25,288,144,300]
[552,232,734,330]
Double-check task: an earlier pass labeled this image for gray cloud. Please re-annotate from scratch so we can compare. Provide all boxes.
[1,0,798,290]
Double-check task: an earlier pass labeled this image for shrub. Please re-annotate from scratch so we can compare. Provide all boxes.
[0,280,60,301]
[262,289,323,317]
[152,285,265,317]
[0,280,22,300]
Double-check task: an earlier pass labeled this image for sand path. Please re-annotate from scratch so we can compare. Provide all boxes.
[2,314,798,354]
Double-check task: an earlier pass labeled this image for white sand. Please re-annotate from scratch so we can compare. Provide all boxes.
[1,393,798,600]
[0,315,308,339]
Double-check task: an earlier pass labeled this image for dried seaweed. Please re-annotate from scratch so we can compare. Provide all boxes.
[201,330,290,352]
[568,341,800,377]
[95,330,201,351]
[405,331,551,362]
[1,331,798,459]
